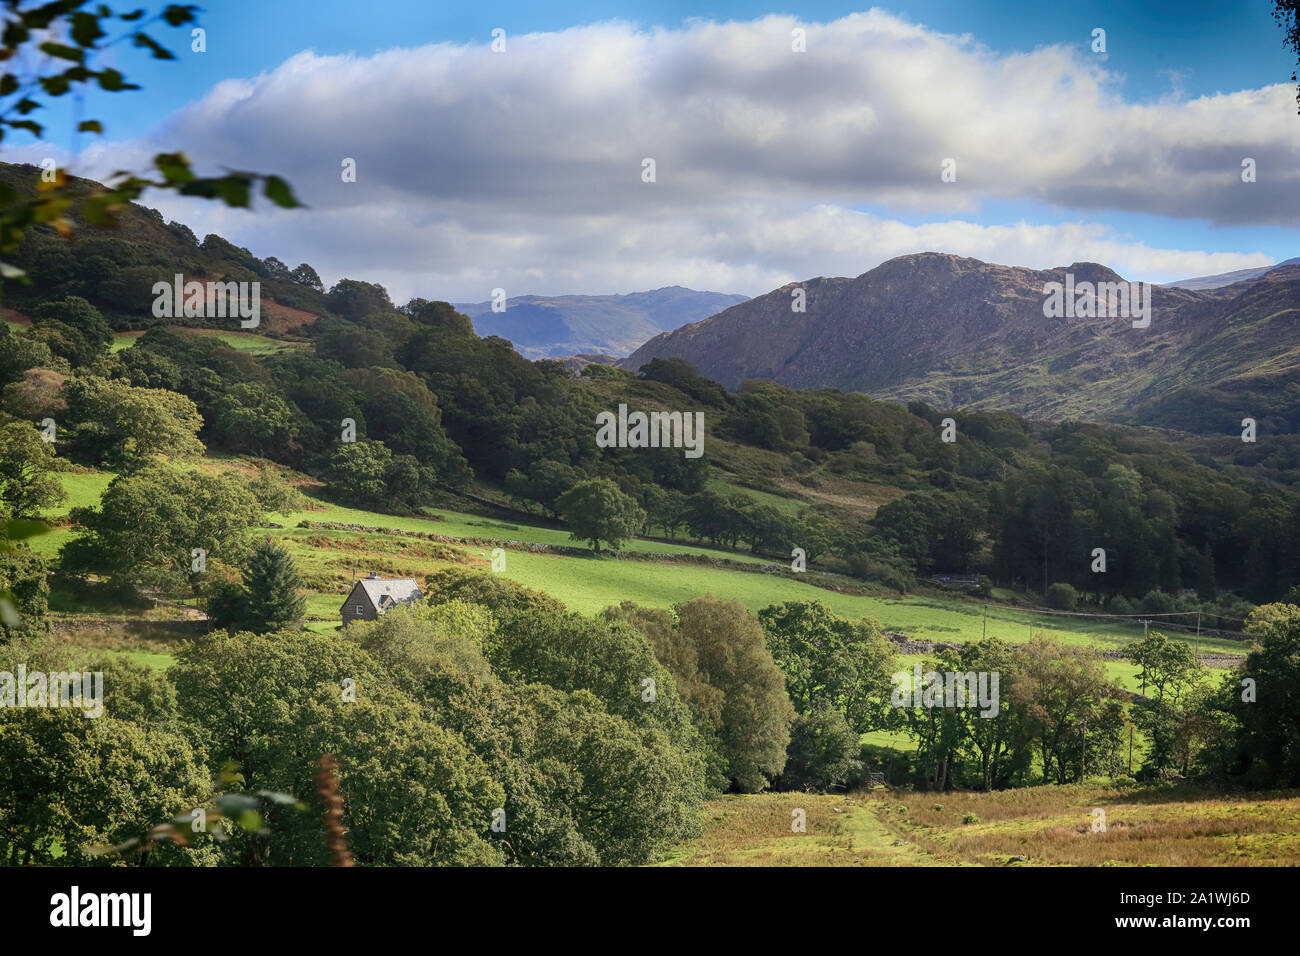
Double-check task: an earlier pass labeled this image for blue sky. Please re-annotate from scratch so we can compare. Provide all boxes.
[12,1,1300,299]
[84,1,1294,135]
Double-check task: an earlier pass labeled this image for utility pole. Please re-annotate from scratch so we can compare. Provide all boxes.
[983,605,987,640]
[1196,611,1201,658]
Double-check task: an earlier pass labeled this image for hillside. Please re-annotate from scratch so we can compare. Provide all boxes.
[621,253,1300,434]
[1166,257,1300,290]
[455,286,748,359]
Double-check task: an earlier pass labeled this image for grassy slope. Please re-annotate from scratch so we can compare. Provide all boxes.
[45,469,1246,696]
[667,785,1300,866]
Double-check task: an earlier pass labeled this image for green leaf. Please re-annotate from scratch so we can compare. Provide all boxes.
[97,68,139,92]
[1,23,30,49]
[120,10,146,22]
[162,5,199,27]
[6,119,43,137]
[181,175,252,208]
[262,174,300,209]
[70,11,106,47]
[153,152,194,183]
[77,119,103,134]
[82,194,120,227]
[38,74,70,96]
[14,98,40,115]
[132,32,175,60]
[0,74,17,96]
[38,42,85,63]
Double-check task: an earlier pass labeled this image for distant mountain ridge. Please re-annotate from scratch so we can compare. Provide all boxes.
[1165,258,1300,291]
[455,286,748,359]
[620,253,1300,434]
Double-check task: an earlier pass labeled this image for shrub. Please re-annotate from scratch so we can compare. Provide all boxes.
[1045,582,1078,610]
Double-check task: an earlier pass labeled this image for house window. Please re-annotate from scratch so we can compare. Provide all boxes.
[355,605,364,615]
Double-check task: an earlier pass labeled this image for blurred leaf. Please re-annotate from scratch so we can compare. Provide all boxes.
[38,42,84,63]
[162,5,199,26]
[263,174,300,209]
[38,73,69,96]
[131,31,174,60]
[70,11,106,47]
[97,67,138,91]
[153,151,194,183]
[78,119,103,134]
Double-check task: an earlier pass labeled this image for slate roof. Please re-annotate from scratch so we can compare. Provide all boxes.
[350,576,423,612]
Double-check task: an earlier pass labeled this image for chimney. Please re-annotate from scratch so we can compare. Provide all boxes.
[367,572,379,579]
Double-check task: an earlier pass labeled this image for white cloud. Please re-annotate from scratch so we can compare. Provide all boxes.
[13,11,1291,301]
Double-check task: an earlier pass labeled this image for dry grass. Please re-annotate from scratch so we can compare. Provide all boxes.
[869,784,1300,866]
[662,791,941,866]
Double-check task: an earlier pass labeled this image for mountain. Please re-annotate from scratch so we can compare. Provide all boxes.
[620,253,1300,433]
[454,286,748,359]
[1165,258,1300,291]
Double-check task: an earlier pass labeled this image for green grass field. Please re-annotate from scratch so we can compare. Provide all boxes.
[110,329,305,354]
[43,469,1246,693]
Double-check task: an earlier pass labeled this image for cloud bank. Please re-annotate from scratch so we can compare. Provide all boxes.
[18,11,1292,301]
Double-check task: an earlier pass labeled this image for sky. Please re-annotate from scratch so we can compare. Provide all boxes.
[7,0,1300,302]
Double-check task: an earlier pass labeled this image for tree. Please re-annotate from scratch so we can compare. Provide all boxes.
[504,460,580,517]
[777,706,862,792]
[1230,603,1300,786]
[423,567,565,618]
[610,597,794,793]
[1195,544,1217,602]
[60,465,260,592]
[327,279,393,321]
[325,438,436,511]
[30,297,112,366]
[1017,638,1123,785]
[556,477,644,553]
[0,547,49,644]
[757,600,896,733]
[1126,632,1205,777]
[0,708,207,865]
[170,629,503,865]
[290,263,323,291]
[350,602,703,865]
[0,421,65,517]
[62,375,204,469]
[0,323,61,386]
[0,5,299,285]
[208,382,298,459]
[208,539,306,635]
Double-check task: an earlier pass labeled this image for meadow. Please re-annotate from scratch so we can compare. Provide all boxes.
[665,785,1300,867]
[42,467,1247,703]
